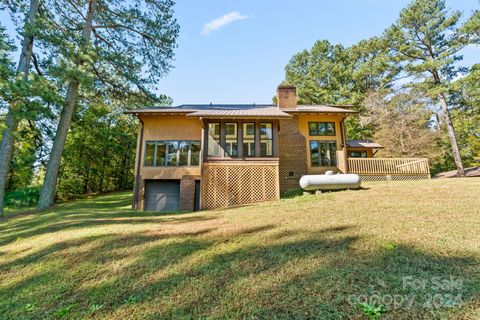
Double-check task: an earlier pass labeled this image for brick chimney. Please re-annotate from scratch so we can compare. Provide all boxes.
[276,85,297,109]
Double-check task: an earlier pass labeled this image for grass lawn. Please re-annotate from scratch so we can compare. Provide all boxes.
[0,178,479,319]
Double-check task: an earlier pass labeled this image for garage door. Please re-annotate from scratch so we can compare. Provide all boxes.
[144,180,180,212]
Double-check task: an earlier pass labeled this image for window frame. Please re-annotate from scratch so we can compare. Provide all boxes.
[224,122,239,157]
[144,141,157,166]
[207,122,221,157]
[242,122,256,158]
[309,140,338,167]
[348,150,368,158]
[144,140,201,167]
[204,120,279,160]
[259,122,274,157]
[190,141,201,166]
[308,122,336,136]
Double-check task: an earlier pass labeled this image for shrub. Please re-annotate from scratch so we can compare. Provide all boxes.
[5,187,40,208]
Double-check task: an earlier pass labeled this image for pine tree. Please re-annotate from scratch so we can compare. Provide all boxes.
[385,0,471,176]
[0,0,40,217]
[36,0,179,209]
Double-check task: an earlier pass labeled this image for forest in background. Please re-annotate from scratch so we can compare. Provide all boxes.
[0,0,179,213]
[283,0,479,175]
[0,0,479,213]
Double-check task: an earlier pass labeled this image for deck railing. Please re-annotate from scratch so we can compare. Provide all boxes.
[348,158,430,181]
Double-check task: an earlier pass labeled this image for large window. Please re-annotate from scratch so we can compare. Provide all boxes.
[225,123,238,157]
[309,122,336,136]
[144,142,156,166]
[144,140,200,166]
[190,141,201,165]
[208,123,221,157]
[179,141,189,165]
[167,141,178,166]
[260,123,273,157]
[156,141,167,165]
[310,141,337,166]
[242,123,256,157]
[205,121,277,158]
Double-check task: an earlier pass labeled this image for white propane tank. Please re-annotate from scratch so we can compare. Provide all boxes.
[299,173,361,191]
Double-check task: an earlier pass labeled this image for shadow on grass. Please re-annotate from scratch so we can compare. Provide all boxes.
[281,187,368,199]
[0,221,478,319]
[0,192,216,247]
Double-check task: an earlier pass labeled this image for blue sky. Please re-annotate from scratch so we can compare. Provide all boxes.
[159,0,479,104]
[2,0,479,104]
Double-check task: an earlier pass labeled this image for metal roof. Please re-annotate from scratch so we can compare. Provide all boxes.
[346,140,384,148]
[125,104,356,116]
[282,105,356,113]
[185,107,291,118]
[124,104,277,114]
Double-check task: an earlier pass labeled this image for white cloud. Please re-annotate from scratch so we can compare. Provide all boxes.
[201,12,250,36]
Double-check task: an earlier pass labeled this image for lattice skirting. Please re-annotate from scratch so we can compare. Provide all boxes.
[359,174,431,182]
[202,163,280,209]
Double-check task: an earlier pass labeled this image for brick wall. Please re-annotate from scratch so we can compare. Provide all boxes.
[132,175,145,210]
[278,115,307,192]
[180,175,199,211]
[277,85,297,109]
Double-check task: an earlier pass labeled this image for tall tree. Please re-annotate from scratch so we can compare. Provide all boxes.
[0,26,15,103]
[37,0,98,209]
[56,100,137,199]
[284,40,353,105]
[452,64,480,168]
[385,0,470,176]
[37,0,179,209]
[283,38,397,139]
[363,90,439,158]
[350,36,398,100]
[463,9,479,42]
[0,0,40,217]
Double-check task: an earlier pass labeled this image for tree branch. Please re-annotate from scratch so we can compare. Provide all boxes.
[32,53,43,76]
[92,24,153,40]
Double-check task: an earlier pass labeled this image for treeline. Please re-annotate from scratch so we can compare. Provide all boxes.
[0,0,179,215]
[283,0,479,175]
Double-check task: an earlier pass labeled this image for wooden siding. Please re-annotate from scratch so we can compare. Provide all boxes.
[348,158,431,181]
[296,114,348,174]
[140,114,202,141]
[137,115,202,180]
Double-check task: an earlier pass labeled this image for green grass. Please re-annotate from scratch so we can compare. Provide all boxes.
[0,178,479,319]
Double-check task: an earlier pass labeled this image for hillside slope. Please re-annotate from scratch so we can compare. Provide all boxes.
[0,179,479,319]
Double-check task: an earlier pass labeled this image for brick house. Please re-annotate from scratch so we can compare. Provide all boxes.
[126,85,382,212]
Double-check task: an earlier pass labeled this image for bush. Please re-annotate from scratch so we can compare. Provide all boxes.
[5,187,40,208]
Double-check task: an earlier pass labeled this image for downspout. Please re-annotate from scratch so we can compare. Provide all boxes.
[135,117,144,209]
[340,117,349,173]
[199,118,205,210]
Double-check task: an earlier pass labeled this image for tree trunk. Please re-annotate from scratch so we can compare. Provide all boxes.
[434,105,441,131]
[37,0,97,210]
[0,0,40,217]
[439,93,465,177]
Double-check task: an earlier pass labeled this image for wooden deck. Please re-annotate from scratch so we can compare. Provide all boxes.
[348,158,431,181]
